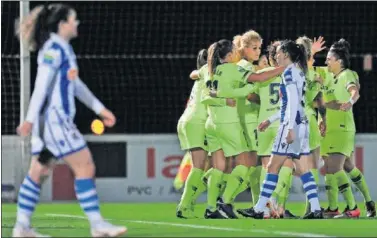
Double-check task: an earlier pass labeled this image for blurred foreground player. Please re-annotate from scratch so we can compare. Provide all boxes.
[14,4,126,237]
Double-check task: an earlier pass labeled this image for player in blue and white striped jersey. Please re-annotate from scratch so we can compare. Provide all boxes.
[14,4,126,237]
[243,40,324,219]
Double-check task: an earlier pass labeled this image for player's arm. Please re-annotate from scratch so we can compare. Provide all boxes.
[189,70,200,80]
[25,49,61,124]
[268,111,281,123]
[246,66,285,83]
[314,92,326,119]
[216,82,255,98]
[285,82,299,129]
[340,83,360,111]
[74,78,105,115]
[201,93,227,106]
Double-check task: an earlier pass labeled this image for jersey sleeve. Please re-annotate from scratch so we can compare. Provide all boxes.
[283,68,296,85]
[217,82,255,98]
[201,88,227,106]
[74,78,105,115]
[37,47,62,69]
[343,71,358,91]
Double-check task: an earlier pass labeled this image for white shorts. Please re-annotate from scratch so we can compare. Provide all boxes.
[271,122,310,159]
[31,108,87,159]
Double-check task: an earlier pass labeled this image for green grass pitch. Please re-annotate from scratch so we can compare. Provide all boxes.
[2,202,376,237]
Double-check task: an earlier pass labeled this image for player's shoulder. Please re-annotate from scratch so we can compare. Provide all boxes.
[38,40,63,67]
[237,59,254,72]
[339,69,358,82]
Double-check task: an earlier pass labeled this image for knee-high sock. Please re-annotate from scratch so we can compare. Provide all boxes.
[301,172,321,212]
[179,168,204,209]
[348,167,372,202]
[325,174,339,210]
[219,173,229,197]
[222,165,249,204]
[335,170,356,209]
[305,168,319,213]
[207,169,223,211]
[16,176,41,228]
[230,166,256,202]
[254,173,279,212]
[249,166,261,205]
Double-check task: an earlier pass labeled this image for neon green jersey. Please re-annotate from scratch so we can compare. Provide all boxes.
[304,68,321,117]
[180,65,226,122]
[323,69,358,132]
[254,67,281,126]
[201,62,253,124]
[236,59,259,123]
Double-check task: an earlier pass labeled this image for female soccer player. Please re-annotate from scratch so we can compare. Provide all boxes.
[14,4,126,237]
[322,39,369,218]
[176,48,234,218]
[244,40,323,219]
[202,39,285,219]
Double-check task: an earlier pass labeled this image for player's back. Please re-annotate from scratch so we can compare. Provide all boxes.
[254,67,281,126]
[280,64,306,124]
[37,33,79,119]
[206,63,245,124]
[305,68,321,117]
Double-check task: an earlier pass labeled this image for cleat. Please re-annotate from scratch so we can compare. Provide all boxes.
[302,210,324,219]
[237,207,265,219]
[283,209,299,219]
[366,201,376,218]
[334,206,360,219]
[237,207,253,218]
[176,206,196,219]
[204,208,227,219]
[91,221,127,237]
[323,207,340,218]
[218,202,238,219]
[12,226,50,237]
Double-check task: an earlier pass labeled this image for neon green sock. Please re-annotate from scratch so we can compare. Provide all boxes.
[250,166,261,205]
[230,166,256,202]
[223,165,248,204]
[203,168,213,182]
[179,168,204,208]
[207,169,223,211]
[191,175,207,207]
[348,167,372,202]
[272,166,293,199]
[219,173,229,197]
[278,173,293,208]
[325,174,339,210]
[335,170,356,209]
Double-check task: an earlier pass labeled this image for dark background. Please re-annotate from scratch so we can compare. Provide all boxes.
[2,1,377,135]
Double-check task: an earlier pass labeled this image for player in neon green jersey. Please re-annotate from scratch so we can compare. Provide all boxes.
[202,39,285,219]
[322,39,361,218]
[228,30,263,207]
[316,42,375,218]
[176,49,234,218]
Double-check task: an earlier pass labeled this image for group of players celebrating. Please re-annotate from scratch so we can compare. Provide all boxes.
[176,29,376,220]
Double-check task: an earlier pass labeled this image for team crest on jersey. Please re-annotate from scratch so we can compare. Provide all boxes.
[67,68,78,80]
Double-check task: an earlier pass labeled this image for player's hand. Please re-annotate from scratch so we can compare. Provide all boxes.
[340,102,353,111]
[311,36,326,56]
[314,75,324,85]
[226,98,236,107]
[319,120,326,137]
[17,121,33,137]
[99,108,116,128]
[258,120,271,132]
[286,129,295,144]
[209,90,217,97]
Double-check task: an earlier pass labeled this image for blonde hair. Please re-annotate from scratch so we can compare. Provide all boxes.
[296,36,312,59]
[233,30,263,56]
[15,5,45,51]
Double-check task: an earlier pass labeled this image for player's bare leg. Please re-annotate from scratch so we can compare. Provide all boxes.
[343,154,375,217]
[64,148,127,237]
[13,156,53,237]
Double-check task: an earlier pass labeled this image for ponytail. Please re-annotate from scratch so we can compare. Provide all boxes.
[296,44,308,74]
[207,43,220,77]
[196,49,208,70]
[15,4,73,51]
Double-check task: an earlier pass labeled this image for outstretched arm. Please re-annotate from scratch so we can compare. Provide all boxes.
[74,78,105,115]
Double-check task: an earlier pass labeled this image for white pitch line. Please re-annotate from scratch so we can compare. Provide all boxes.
[45,213,334,237]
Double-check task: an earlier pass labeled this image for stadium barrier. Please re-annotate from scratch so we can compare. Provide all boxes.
[2,134,377,202]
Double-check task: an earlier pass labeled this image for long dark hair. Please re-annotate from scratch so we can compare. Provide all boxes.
[267,40,281,66]
[16,3,73,51]
[280,40,308,74]
[329,39,351,69]
[196,49,208,70]
[207,39,233,77]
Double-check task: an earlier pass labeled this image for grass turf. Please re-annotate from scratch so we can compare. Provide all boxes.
[2,202,376,237]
